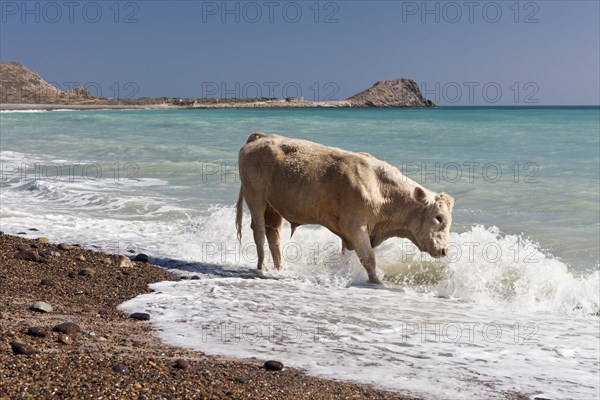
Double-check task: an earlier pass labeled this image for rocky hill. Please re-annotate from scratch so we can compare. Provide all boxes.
[0,62,93,104]
[0,62,435,108]
[347,79,435,107]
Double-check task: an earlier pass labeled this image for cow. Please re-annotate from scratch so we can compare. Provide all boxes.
[235,132,454,285]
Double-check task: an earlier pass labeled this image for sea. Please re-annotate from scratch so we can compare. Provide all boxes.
[1,107,598,399]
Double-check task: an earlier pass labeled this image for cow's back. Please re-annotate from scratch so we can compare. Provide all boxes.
[238,133,385,226]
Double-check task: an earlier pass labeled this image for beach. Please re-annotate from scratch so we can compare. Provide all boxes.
[0,231,422,399]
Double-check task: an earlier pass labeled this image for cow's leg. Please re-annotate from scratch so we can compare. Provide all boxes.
[248,203,268,271]
[349,230,382,285]
[341,238,354,254]
[265,205,284,270]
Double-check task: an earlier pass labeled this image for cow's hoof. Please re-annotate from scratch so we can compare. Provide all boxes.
[368,277,384,285]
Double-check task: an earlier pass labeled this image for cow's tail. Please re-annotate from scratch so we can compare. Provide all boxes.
[235,186,244,243]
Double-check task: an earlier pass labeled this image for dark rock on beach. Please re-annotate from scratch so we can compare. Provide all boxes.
[13,250,39,262]
[26,327,47,338]
[264,360,284,371]
[175,359,190,370]
[134,253,149,262]
[130,312,150,321]
[53,322,81,336]
[78,268,95,277]
[11,342,36,355]
[40,279,55,287]
[112,364,128,374]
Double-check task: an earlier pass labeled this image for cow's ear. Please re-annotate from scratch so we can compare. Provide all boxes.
[414,186,429,205]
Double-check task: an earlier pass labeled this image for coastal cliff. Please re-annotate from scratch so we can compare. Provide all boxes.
[347,79,435,107]
[0,62,92,104]
[0,62,435,109]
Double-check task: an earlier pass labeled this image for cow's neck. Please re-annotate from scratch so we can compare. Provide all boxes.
[378,184,425,238]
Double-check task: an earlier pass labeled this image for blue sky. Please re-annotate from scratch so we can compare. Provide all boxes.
[1,0,599,105]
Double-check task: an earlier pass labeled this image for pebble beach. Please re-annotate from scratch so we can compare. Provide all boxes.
[0,231,421,399]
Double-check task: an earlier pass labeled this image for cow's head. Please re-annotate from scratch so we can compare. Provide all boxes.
[411,187,454,258]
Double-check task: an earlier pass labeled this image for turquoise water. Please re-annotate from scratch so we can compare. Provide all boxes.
[1,107,598,271]
[1,107,599,398]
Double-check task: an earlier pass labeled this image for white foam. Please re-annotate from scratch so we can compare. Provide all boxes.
[0,109,49,113]
[120,277,599,399]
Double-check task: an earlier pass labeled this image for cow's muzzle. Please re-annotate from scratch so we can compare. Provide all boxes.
[429,247,448,258]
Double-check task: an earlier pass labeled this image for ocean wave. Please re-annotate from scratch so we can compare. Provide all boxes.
[152,205,600,316]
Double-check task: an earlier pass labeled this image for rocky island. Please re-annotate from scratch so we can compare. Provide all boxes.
[0,62,436,110]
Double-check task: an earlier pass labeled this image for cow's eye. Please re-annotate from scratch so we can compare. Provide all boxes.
[435,215,444,224]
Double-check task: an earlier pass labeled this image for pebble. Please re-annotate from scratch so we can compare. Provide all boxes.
[27,327,47,338]
[17,232,27,235]
[134,253,149,262]
[37,237,49,243]
[11,342,37,356]
[174,359,189,370]
[235,377,248,384]
[102,257,112,265]
[68,272,75,278]
[58,243,73,251]
[13,250,39,262]
[29,228,39,231]
[78,255,86,261]
[264,360,284,371]
[191,275,200,280]
[130,312,150,321]
[58,334,72,345]
[112,364,128,374]
[30,301,53,313]
[53,322,81,336]
[112,255,134,268]
[0,343,9,352]
[16,244,30,251]
[40,279,55,287]
[78,268,96,277]
[51,251,61,257]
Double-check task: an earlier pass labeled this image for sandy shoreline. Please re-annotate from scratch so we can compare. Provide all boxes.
[0,231,420,399]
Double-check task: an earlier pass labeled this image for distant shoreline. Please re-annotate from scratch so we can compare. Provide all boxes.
[0,100,353,111]
[0,100,433,111]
